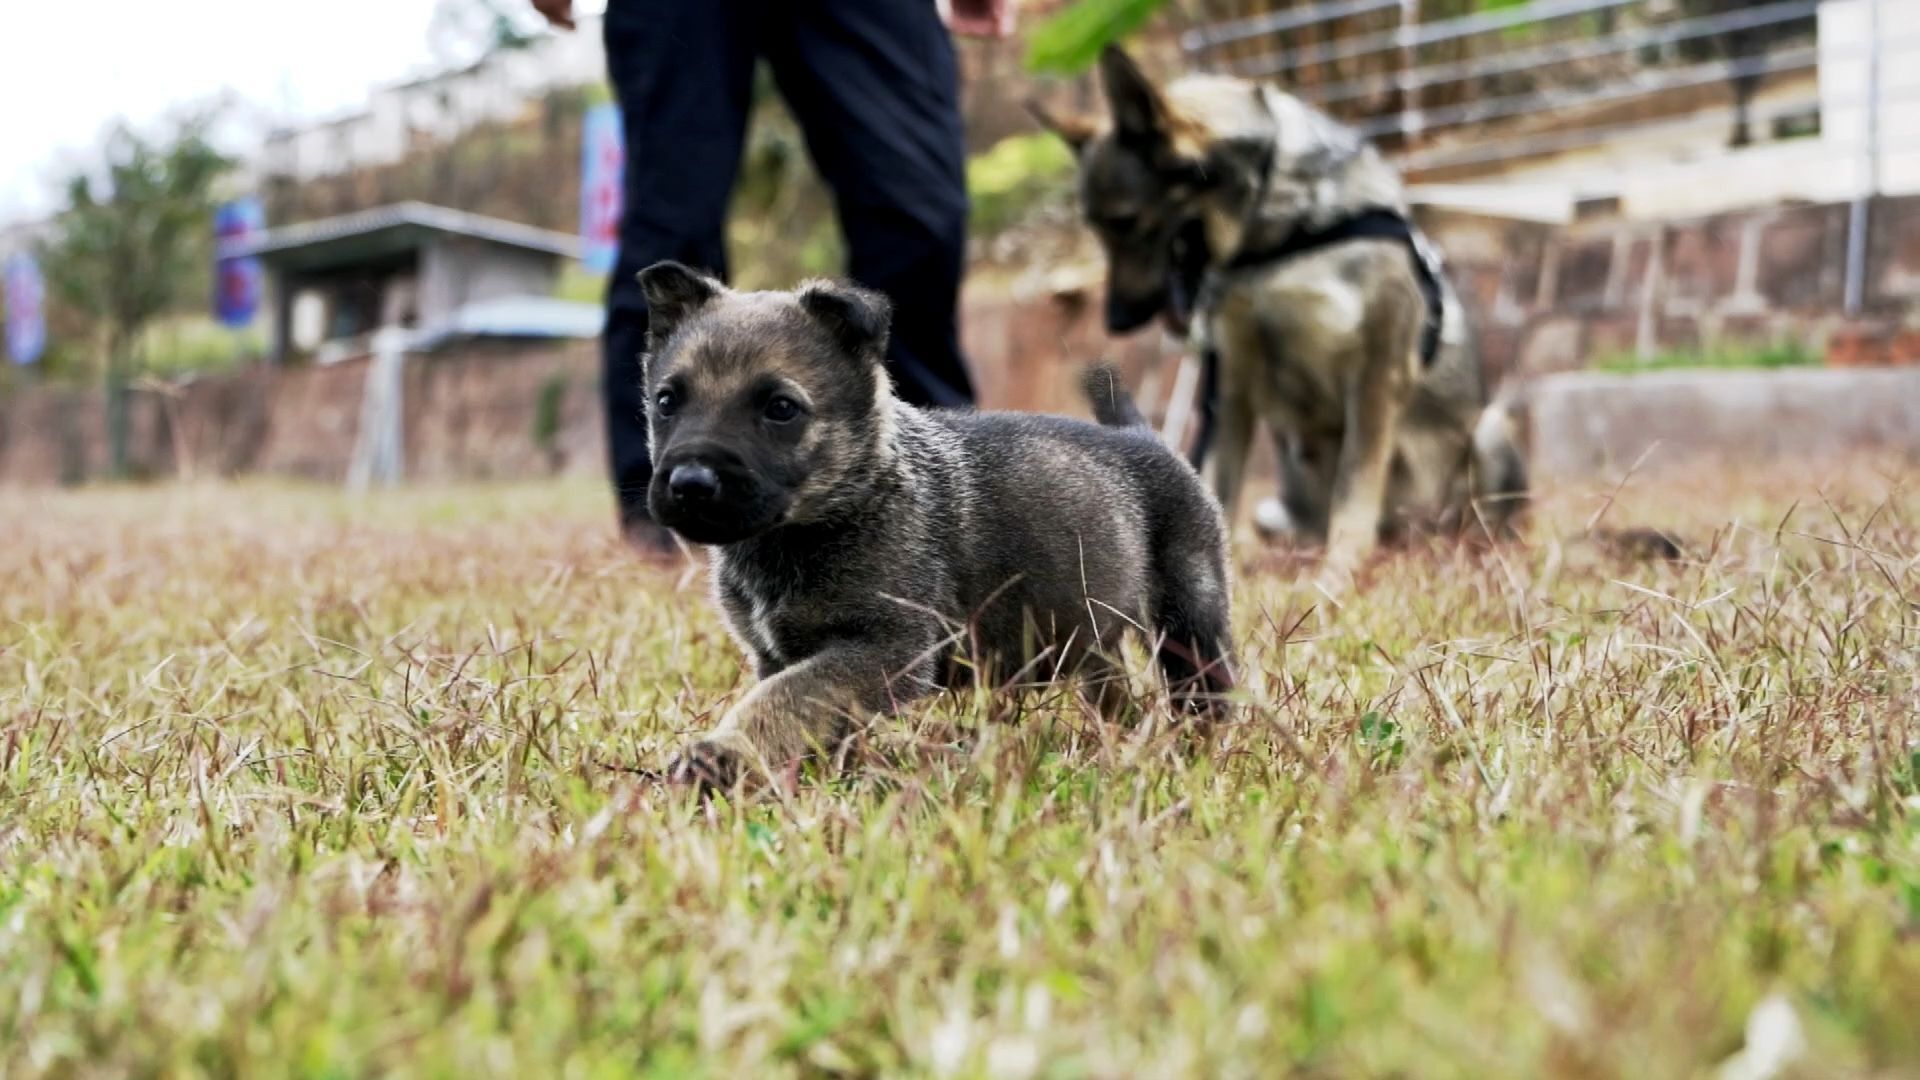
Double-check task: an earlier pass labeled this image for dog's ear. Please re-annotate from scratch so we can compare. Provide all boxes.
[1026,97,1097,155]
[638,261,721,345]
[1098,45,1168,147]
[798,280,892,362]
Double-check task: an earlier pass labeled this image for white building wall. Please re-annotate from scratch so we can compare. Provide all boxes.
[418,238,561,325]
[1819,0,1920,198]
[260,14,609,184]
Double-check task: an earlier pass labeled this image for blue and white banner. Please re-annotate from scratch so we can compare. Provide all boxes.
[579,101,625,274]
[213,197,265,328]
[4,252,45,366]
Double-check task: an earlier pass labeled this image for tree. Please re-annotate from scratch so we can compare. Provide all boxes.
[38,116,231,478]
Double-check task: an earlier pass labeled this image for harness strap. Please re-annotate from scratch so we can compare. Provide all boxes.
[1225,209,1447,369]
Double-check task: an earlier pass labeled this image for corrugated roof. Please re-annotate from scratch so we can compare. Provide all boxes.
[225,202,582,269]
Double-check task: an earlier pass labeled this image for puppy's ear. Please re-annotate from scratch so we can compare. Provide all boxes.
[638,261,721,346]
[797,280,891,362]
[1026,97,1097,155]
[1098,45,1168,147]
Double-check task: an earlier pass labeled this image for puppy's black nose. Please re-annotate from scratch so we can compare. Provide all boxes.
[667,462,720,502]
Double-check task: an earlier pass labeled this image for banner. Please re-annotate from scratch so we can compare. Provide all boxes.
[214,197,265,328]
[579,101,624,274]
[4,252,45,365]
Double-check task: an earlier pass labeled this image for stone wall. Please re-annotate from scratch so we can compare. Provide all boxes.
[1419,192,1920,384]
[1529,368,1920,480]
[0,342,607,487]
[0,289,1177,487]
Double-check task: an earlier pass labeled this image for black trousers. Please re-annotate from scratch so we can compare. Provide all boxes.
[601,0,975,528]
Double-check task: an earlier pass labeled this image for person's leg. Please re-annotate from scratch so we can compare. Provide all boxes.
[763,0,975,407]
[601,0,758,542]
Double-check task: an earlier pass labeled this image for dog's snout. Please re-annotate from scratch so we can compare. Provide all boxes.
[668,462,720,503]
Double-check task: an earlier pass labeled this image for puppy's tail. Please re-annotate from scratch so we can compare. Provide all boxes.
[1082,362,1149,429]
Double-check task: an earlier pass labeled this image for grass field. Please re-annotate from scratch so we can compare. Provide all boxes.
[2,460,1916,1078]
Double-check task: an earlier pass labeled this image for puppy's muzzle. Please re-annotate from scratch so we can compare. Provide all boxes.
[651,443,785,544]
[667,462,721,504]
[655,446,742,515]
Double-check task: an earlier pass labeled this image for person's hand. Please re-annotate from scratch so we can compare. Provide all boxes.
[946,0,1014,38]
[531,0,574,30]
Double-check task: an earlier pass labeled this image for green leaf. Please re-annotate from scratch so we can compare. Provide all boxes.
[1358,711,1398,745]
[1024,0,1172,74]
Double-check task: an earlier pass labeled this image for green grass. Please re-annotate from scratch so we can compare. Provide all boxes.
[967,133,1078,240]
[1592,341,1822,375]
[1,461,1916,1077]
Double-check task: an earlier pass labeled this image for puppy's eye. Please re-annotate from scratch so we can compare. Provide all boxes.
[654,388,679,416]
[763,395,802,424]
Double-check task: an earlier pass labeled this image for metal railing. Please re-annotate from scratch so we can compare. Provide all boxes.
[1305,0,1820,111]
[1179,0,1888,313]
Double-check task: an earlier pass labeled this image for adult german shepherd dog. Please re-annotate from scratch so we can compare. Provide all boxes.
[1035,47,1528,585]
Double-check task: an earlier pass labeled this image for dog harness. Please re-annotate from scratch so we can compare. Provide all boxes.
[1221,209,1448,370]
[1215,85,1449,368]
[1175,92,1452,467]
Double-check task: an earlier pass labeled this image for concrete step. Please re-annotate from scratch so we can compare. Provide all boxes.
[1526,367,1920,480]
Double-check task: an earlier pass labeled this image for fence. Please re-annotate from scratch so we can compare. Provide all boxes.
[1178,0,1910,315]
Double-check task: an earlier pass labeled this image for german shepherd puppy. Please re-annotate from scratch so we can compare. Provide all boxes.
[1036,47,1528,584]
[637,262,1235,789]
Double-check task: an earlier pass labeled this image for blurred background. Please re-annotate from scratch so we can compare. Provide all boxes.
[0,0,1914,489]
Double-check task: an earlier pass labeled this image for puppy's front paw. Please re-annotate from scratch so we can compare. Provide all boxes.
[665,735,751,795]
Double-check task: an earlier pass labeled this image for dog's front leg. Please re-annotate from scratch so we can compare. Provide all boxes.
[667,645,926,791]
[1324,352,1414,586]
[1210,396,1258,532]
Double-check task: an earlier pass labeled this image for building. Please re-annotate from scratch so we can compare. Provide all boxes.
[256,15,609,186]
[232,201,587,362]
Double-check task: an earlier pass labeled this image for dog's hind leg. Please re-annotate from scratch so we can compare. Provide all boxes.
[1275,430,1336,541]
[1383,420,1470,535]
[1469,402,1529,537]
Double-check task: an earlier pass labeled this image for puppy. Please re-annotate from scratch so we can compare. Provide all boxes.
[636,262,1236,788]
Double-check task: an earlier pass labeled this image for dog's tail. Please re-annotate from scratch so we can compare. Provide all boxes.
[1082,362,1149,429]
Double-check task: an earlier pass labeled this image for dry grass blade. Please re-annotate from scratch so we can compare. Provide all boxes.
[0,460,1914,1077]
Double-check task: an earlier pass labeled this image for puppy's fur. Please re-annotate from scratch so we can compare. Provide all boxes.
[638,262,1235,787]
[1037,47,1528,579]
